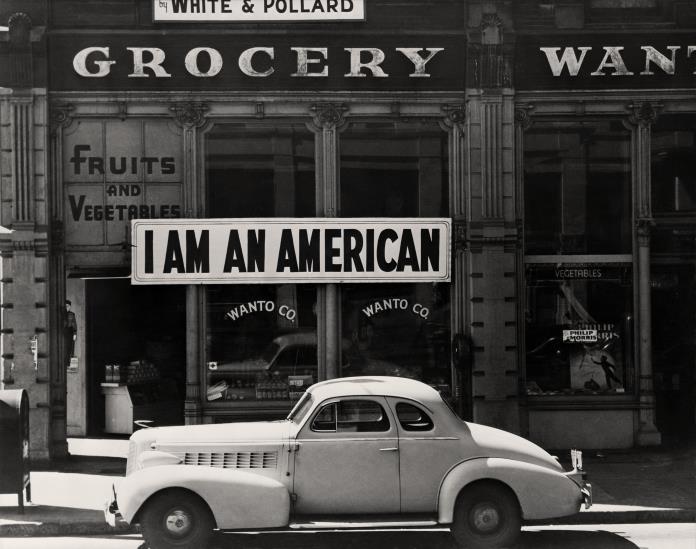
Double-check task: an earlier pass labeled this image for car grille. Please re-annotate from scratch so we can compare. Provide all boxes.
[174,451,278,469]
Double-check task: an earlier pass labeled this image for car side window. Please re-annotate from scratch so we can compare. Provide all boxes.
[396,402,434,432]
[311,400,390,433]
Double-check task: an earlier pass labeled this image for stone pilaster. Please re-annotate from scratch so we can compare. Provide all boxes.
[636,221,660,445]
[466,91,520,432]
[170,102,209,425]
[0,13,52,460]
[310,103,348,381]
[627,101,662,446]
[47,103,72,456]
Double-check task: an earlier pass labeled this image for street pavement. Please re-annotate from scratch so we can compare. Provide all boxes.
[0,437,694,538]
[0,524,695,549]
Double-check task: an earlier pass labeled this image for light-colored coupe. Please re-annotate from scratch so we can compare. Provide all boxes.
[106,376,591,549]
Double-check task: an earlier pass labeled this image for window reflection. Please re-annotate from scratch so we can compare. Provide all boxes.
[340,121,448,218]
[339,120,451,396]
[524,122,631,255]
[652,114,696,213]
[204,124,317,403]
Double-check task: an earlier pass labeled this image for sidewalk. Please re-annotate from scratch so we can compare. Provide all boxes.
[1,439,694,537]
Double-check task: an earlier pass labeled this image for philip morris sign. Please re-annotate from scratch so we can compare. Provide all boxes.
[131,218,451,284]
[153,0,365,22]
[516,33,696,89]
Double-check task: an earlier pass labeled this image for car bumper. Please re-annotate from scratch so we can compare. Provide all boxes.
[104,485,126,527]
[581,482,592,509]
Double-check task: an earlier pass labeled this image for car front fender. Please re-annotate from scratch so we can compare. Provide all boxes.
[117,465,290,529]
[438,457,583,523]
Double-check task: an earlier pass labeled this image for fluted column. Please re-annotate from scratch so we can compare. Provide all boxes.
[170,102,209,424]
[627,101,661,446]
[442,105,470,417]
[466,4,519,433]
[310,103,347,381]
[1,12,53,459]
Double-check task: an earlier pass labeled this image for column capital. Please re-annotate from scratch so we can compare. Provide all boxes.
[310,103,348,131]
[626,101,662,128]
[49,103,75,136]
[441,104,466,131]
[169,102,210,129]
[514,104,535,130]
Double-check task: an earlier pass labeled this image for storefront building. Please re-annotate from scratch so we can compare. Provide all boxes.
[0,0,694,460]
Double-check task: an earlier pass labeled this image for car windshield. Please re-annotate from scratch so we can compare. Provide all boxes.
[287,391,314,423]
[260,342,280,363]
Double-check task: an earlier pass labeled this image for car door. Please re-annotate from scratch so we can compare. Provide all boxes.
[389,398,462,513]
[292,396,400,515]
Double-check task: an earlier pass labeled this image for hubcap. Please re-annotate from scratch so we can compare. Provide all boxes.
[164,508,193,537]
[470,502,501,534]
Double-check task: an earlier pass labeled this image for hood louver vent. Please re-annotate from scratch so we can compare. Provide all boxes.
[176,451,278,469]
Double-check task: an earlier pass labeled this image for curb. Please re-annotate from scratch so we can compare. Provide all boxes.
[0,522,136,538]
[527,508,696,526]
[2,509,695,537]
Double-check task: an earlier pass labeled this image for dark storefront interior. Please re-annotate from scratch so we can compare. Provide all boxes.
[85,279,186,435]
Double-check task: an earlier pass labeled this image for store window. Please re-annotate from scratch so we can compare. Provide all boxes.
[524,121,632,255]
[525,264,634,395]
[204,124,316,404]
[652,114,696,214]
[340,121,452,395]
[524,121,634,396]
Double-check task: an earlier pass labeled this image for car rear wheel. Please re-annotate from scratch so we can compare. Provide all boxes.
[140,489,215,549]
[451,481,521,549]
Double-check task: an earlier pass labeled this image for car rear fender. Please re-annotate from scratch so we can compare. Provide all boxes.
[437,457,583,523]
[118,465,290,529]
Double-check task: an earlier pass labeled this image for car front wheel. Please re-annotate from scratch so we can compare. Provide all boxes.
[451,481,521,549]
[140,489,215,549]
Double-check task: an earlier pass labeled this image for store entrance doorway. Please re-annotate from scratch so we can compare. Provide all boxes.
[651,263,696,438]
[71,279,186,436]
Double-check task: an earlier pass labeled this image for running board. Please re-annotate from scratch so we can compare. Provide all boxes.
[289,518,439,530]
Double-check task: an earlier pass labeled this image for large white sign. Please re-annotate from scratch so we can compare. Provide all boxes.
[153,0,365,22]
[131,218,451,284]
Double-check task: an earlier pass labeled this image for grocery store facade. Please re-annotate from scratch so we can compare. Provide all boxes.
[1,0,694,460]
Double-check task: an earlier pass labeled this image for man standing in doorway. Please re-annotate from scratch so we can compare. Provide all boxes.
[64,299,77,368]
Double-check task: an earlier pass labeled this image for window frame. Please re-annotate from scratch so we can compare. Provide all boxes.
[309,398,392,434]
[394,401,435,432]
[520,117,638,402]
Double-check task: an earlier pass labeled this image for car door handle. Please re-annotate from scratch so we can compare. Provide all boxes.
[379,447,399,452]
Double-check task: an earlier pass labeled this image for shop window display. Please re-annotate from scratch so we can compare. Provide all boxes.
[205,124,316,403]
[525,264,634,395]
[205,285,317,402]
[524,121,634,396]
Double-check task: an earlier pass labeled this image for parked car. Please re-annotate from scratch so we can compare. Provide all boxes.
[106,376,591,549]
[208,331,417,395]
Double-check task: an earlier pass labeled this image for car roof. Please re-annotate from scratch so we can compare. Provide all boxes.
[273,332,316,347]
[308,376,443,405]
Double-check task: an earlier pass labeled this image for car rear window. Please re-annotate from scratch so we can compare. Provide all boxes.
[396,402,434,431]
